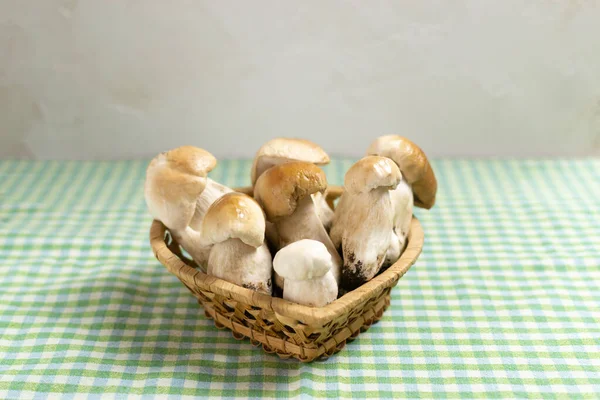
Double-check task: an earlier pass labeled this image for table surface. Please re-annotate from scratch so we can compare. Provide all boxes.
[1,159,599,399]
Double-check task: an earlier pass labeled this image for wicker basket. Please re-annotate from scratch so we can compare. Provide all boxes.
[149,186,424,362]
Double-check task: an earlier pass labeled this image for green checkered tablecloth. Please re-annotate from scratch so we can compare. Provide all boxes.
[1,159,599,399]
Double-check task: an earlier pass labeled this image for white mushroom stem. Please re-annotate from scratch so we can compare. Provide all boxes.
[275,196,342,283]
[283,273,337,307]
[389,179,413,257]
[189,178,233,230]
[383,230,401,268]
[207,238,272,294]
[313,192,334,231]
[330,187,395,289]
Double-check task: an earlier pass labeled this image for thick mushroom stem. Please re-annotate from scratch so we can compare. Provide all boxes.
[207,238,272,294]
[383,179,414,267]
[331,187,395,290]
[283,272,337,307]
[391,179,414,248]
[275,196,342,283]
[313,192,334,231]
[383,230,401,269]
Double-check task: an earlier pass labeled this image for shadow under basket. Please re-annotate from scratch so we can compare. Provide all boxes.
[149,186,425,362]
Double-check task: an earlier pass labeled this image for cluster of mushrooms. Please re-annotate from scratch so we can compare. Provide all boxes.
[145,136,437,307]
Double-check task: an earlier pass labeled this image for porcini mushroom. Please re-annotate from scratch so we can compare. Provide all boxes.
[253,161,342,286]
[201,192,272,294]
[251,138,334,230]
[273,240,338,307]
[144,146,216,268]
[330,156,402,290]
[366,135,437,264]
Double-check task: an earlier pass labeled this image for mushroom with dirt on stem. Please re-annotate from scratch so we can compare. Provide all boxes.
[273,239,338,307]
[144,146,217,269]
[330,156,402,290]
[253,161,342,288]
[201,192,272,294]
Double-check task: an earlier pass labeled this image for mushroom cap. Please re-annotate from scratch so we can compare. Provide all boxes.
[144,146,217,230]
[251,138,330,185]
[273,239,333,281]
[366,135,437,209]
[344,156,402,195]
[253,161,327,221]
[164,146,218,177]
[201,192,266,248]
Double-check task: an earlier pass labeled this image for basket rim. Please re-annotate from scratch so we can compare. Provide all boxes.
[150,185,424,326]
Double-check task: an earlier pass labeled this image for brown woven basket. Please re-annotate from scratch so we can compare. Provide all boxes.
[149,186,424,362]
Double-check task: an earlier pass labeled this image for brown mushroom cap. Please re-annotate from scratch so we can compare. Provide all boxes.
[201,192,265,248]
[144,146,217,229]
[253,161,327,221]
[366,135,437,209]
[344,156,402,195]
[251,138,330,185]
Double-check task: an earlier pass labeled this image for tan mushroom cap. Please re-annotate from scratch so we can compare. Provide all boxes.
[165,146,217,177]
[251,138,330,185]
[366,135,437,209]
[201,192,265,248]
[253,161,327,222]
[344,156,402,195]
[144,146,217,230]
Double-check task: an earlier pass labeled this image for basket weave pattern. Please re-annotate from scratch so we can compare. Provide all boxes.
[150,186,424,362]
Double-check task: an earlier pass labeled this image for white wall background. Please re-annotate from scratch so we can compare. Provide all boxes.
[1,0,600,160]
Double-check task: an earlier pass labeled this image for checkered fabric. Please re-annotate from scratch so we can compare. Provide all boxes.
[1,159,599,399]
